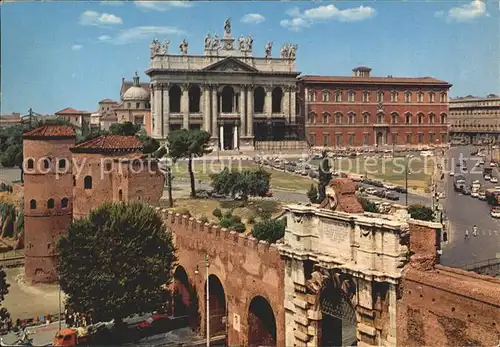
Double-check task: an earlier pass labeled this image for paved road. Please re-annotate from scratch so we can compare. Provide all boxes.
[440,145,500,267]
[1,320,65,346]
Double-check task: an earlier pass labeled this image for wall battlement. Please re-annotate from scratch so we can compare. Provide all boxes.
[156,208,280,257]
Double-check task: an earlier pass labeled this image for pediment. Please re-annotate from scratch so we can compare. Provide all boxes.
[202,57,258,73]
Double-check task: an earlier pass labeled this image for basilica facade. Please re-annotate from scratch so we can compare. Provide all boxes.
[146,19,300,150]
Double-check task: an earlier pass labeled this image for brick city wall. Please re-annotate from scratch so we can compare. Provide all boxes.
[397,221,500,346]
[159,209,285,347]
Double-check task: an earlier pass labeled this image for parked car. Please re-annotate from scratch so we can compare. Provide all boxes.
[491,207,500,218]
[394,186,407,193]
[449,172,455,176]
[491,177,499,183]
[478,191,487,200]
[485,175,491,181]
[385,192,400,201]
[365,187,378,195]
[463,188,471,195]
[374,189,387,198]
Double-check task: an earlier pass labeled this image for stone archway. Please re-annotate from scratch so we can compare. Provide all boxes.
[205,274,227,337]
[307,270,358,347]
[248,296,277,347]
[173,266,200,330]
[221,86,235,113]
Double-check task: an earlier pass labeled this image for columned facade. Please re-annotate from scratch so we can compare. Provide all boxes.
[146,19,300,150]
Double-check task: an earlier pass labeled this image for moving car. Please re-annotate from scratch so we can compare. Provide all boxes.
[491,207,500,218]
[478,191,487,201]
[449,172,455,176]
[485,175,491,181]
[385,192,400,201]
[491,177,499,183]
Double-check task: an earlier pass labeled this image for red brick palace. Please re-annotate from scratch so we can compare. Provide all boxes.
[298,67,452,148]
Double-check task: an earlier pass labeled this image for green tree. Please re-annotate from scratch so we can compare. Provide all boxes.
[142,136,160,155]
[58,202,176,323]
[210,168,271,201]
[109,122,140,136]
[357,196,379,213]
[307,184,319,203]
[408,204,435,221]
[167,129,212,197]
[317,158,332,202]
[0,144,23,182]
[252,218,286,243]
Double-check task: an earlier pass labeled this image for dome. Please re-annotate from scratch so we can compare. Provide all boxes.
[123,85,149,101]
[122,72,149,101]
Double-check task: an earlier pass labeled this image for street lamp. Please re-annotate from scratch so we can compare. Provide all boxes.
[195,255,210,347]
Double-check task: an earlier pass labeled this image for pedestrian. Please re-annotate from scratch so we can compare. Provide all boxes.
[465,228,469,239]
[473,225,478,237]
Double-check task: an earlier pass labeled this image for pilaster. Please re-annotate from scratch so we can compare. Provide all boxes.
[283,86,291,121]
[246,85,254,137]
[239,86,246,137]
[211,86,218,139]
[181,84,189,129]
[291,85,297,124]
[203,85,211,134]
[265,85,273,116]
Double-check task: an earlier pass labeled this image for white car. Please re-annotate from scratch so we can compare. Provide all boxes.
[383,183,396,190]
[491,177,499,183]
[449,172,455,176]
[485,175,491,181]
[491,208,500,218]
[490,162,497,167]
[471,191,479,198]
[365,187,378,195]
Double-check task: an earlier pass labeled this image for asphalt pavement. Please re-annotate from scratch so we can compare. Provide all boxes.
[440,145,500,267]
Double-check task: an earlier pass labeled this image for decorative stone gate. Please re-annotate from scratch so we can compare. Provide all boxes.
[280,205,412,346]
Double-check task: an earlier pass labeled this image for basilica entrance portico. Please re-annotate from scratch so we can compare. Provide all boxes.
[146,18,300,150]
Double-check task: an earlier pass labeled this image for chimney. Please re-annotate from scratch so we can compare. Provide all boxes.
[352,66,372,78]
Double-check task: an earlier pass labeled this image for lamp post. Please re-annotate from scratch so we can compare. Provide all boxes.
[195,255,210,347]
[405,162,409,206]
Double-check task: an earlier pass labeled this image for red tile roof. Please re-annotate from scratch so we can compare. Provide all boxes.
[72,135,143,152]
[299,75,451,86]
[56,107,91,115]
[23,125,76,138]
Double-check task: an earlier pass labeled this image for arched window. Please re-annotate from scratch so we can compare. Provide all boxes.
[391,112,398,124]
[58,158,66,170]
[377,113,384,124]
[347,90,355,103]
[84,176,92,190]
[169,85,182,113]
[334,90,342,102]
[119,189,123,201]
[404,91,412,103]
[322,90,330,102]
[440,92,447,103]
[47,199,54,209]
[417,92,424,103]
[391,91,398,102]
[363,113,370,124]
[27,159,34,170]
[429,113,436,124]
[348,113,355,124]
[43,158,51,169]
[29,199,36,210]
[429,92,435,103]
[441,113,447,124]
[307,113,316,124]
[322,113,330,123]
[272,87,283,113]
[417,113,424,124]
[405,113,412,124]
[362,91,370,103]
[334,113,342,124]
[61,198,69,208]
[307,90,316,102]
[377,91,384,103]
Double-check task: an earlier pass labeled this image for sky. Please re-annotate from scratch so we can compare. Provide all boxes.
[1,0,499,115]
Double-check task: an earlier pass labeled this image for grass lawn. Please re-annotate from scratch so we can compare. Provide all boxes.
[161,198,283,234]
[171,161,314,191]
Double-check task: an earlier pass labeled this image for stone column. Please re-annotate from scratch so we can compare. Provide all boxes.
[233,125,238,150]
[150,84,157,137]
[211,87,218,139]
[283,86,290,120]
[265,86,272,116]
[291,86,297,124]
[162,84,169,138]
[239,87,246,137]
[246,86,254,137]
[181,84,189,129]
[203,85,211,133]
[219,124,224,150]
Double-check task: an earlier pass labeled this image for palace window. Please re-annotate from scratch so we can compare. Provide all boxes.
[309,134,316,145]
[377,91,384,103]
[322,134,329,147]
[391,113,398,124]
[429,133,436,143]
[363,134,370,146]
[127,102,131,109]
[322,91,330,102]
[362,91,370,103]
[440,92,447,103]
[363,113,370,124]
[307,90,317,102]
[84,176,93,190]
[406,133,412,144]
[390,91,398,102]
[136,102,140,109]
[27,159,34,170]
[405,113,412,124]
[441,113,447,124]
[417,92,424,103]
[404,91,412,103]
[59,159,66,170]
[335,134,342,147]
[323,113,330,123]
[429,113,435,124]
[418,114,423,124]
[348,134,355,146]
[43,158,51,170]
[418,133,424,143]
[308,113,316,124]
[335,113,342,124]
[61,198,69,208]
[334,91,342,102]
[377,113,384,124]
[429,92,435,103]
[392,133,398,145]
[347,91,355,103]
[47,199,54,209]
[29,200,36,210]
[348,113,355,124]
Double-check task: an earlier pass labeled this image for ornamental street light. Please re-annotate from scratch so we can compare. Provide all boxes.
[195,255,210,347]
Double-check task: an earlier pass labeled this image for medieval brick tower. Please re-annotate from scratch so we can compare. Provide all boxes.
[23,125,76,283]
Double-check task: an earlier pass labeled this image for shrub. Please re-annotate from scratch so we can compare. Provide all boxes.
[199,215,208,224]
[357,196,379,213]
[229,215,241,224]
[252,219,286,243]
[232,223,246,233]
[408,204,434,221]
[174,207,191,217]
[307,184,319,203]
[212,208,222,219]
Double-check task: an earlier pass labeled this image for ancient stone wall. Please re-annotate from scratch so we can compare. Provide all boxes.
[159,209,285,347]
[397,221,500,346]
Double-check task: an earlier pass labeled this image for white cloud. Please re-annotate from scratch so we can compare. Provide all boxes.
[100,1,123,5]
[437,0,488,22]
[98,35,112,41]
[71,44,83,51]
[104,26,185,45]
[135,1,192,12]
[241,13,265,24]
[79,10,123,26]
[280,4,376,31]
